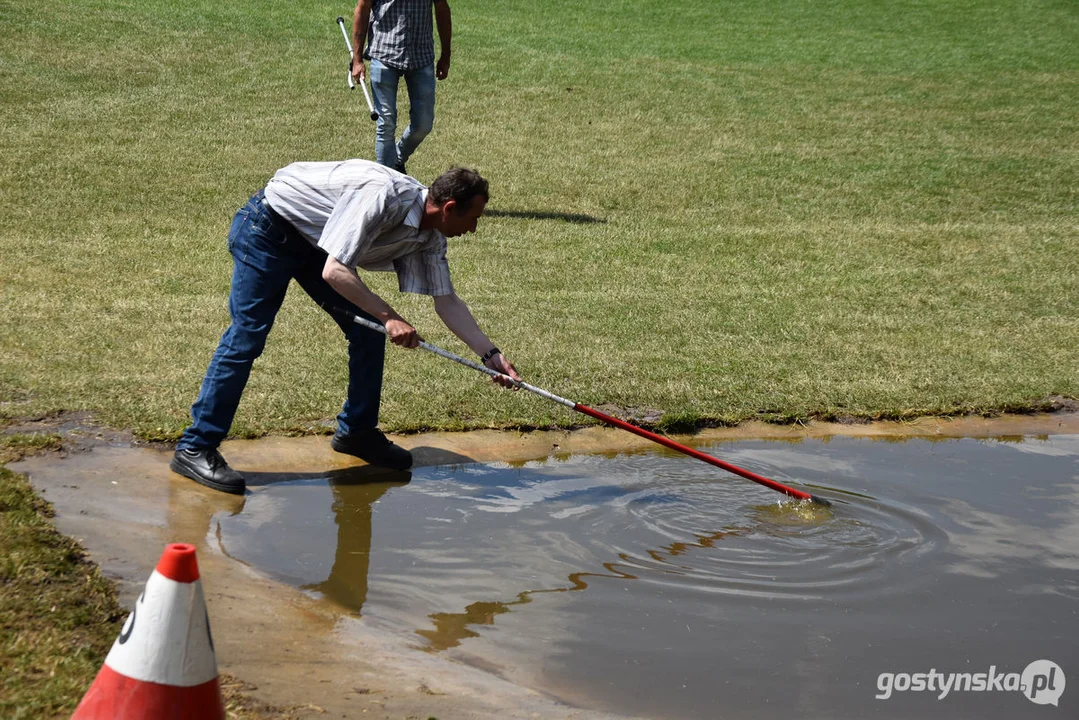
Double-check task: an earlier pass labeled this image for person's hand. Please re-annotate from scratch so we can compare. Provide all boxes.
[436,54,451,80]
[385,318,420,348]
[352,55,366,82]
[485,353,520,389]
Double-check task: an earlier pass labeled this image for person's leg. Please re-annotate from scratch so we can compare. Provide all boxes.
[291,264,385,435]
[368,59,402,168]
[178,192,295,452]
[292,258,411,470]
[396,63,436,168]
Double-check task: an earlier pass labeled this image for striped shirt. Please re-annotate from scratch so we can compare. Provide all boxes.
[263,160,453,296]
[364,0,443,71]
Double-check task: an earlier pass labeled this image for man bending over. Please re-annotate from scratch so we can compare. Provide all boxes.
[171,161,519,494]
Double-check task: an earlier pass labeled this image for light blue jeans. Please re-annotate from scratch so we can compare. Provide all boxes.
[369,59,436,169]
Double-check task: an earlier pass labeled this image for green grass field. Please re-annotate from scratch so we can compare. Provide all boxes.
[1,0,1076,438]
[0,2,1075,713]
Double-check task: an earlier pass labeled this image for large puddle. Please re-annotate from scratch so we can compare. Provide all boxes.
[211,435,1077,718]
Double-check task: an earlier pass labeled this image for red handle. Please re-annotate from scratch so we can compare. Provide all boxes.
[574,404,830,506]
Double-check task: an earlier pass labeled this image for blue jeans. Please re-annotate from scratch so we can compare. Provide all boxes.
[178,190,385,451]
[369,59,436,169]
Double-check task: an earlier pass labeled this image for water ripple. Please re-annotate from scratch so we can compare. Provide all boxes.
[413,451,949,604]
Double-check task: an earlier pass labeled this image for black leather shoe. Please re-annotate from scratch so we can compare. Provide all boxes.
[394,160,407,175]
[331,429,412,470]
[170,448,246,495]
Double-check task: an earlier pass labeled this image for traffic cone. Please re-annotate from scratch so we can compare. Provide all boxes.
[72,543,225,719]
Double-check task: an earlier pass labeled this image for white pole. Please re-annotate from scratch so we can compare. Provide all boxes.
[335,307,578,409]
[336,17,379,120]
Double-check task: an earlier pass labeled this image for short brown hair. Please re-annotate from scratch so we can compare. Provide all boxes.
[429,167,489,215]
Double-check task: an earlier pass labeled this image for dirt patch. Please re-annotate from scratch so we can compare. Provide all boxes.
[2,410,136,454]
[591,403,665,425]
[1045,394,1079,413]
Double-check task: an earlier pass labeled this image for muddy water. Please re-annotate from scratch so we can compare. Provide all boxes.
[212,435,1077,719]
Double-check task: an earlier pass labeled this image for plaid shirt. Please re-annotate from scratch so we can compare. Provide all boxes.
[364,0,444,71]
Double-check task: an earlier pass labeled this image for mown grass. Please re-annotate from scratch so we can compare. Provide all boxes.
[0,2,1075,712]
[0,0,1075,439]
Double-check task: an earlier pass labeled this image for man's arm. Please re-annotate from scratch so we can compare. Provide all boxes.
[434,0,452,80]
[352,0,373,80]
[323,256,420,347]
[433,292,520,386]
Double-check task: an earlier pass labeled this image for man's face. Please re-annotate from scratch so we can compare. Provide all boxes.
[441,196,486,237]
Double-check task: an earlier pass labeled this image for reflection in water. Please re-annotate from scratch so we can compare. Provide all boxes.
[300,472,411,613]
[213,466,410,615]
[418,527,748,651]
[417,500,837,651]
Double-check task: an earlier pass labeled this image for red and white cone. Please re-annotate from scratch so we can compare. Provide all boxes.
[72,543,225,719]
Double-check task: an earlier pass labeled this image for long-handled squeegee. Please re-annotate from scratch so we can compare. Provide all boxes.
[332,307,832,506]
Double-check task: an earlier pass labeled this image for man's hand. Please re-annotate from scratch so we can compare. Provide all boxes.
[436,53,451,80]
[385,318,420,348]
[485,352,521,389]
[351,55,366,81]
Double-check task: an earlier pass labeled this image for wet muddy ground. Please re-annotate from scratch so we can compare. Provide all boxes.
[10,413,1078,719]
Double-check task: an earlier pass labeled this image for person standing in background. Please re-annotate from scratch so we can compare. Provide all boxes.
[351,0,452,175]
